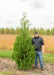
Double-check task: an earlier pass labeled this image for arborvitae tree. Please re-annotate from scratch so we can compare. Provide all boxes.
[45,29,51,35]
[15,27,20,34]
[9,28,15,34]
[12,13,36,70]
[51,27,54,35]
[0,28,5,34]
[39,28,45,35]
[33,28,37,34]
[29,28,33,35]
[5,27,10,34]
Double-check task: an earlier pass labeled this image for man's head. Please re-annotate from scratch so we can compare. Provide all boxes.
[34,32,39,37]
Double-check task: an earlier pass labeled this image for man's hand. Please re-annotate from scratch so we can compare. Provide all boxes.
[42,49,44,53]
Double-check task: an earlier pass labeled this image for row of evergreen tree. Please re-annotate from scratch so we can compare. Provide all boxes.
[0,27,54,35]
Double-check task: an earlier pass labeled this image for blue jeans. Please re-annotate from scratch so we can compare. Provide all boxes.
[35,51,43,67]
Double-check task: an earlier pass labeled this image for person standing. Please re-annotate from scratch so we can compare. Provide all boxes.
[32,32,44,71]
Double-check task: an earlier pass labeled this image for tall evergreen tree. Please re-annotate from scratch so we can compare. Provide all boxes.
[51,27,54,35]
[12,13,36,70]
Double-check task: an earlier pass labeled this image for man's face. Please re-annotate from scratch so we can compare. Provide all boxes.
[34,34,39,37]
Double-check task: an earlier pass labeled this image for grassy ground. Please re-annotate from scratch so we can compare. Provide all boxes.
[0,50,13,58]
[0,71,14,75]
[0,50,54,75]
[0,50,54,63]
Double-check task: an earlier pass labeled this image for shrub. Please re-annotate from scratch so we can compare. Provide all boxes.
[12,13,36,70]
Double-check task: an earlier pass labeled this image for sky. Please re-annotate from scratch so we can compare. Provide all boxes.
[0,0,54,29]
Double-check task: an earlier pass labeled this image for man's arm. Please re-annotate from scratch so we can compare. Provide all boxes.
[42,45,45,53]
[41,38,45,53]
[32,38,34,45]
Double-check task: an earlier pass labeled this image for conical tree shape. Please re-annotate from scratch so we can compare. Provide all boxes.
[12,13,36,70]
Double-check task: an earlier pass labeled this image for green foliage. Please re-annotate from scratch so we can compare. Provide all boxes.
[33,28,37,34]
[0,28,5,34]
[4,27,10,34]
[51,27,54,35]
[9,28,15,34]
[0,27,54,35]
[0,50,54,63]
[45,29,51,35]
[39,28,45,35]
[15,27,20,34]
[12,14,36,70]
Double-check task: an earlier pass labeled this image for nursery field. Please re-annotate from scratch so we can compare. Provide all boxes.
[0,58,54,75]
[0,34,54,75]
[0,50,54,75]
[0,34,54,54]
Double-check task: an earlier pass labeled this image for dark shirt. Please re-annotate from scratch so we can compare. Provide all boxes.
[32,36,44,51]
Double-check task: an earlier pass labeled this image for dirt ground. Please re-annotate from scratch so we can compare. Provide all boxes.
[0,58,54,75]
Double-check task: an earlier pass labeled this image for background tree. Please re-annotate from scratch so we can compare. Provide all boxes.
[12,13,36,70]
[0,28,5,34]
[9,28,15,34]
[39,28,45,35]
[51,27,54,35]
[4,27,10,34]
[33,28,37,34]
[15,27,20,34]
[45,29,51,35]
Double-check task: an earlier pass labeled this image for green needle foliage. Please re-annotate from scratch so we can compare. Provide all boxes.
[12,13,36,70]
